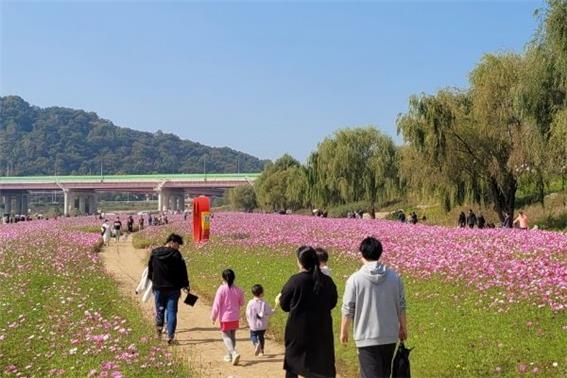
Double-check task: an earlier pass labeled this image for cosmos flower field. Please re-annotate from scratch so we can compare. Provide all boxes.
[187,212,567,377]
[208,213,567,313]
[0,217,189,378]
[1,212,566,377]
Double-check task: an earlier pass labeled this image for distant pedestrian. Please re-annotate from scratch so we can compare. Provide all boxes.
[410,211,418,224]
[113,216,122,242]
[211,269,245,365]
[513,211,529,230]
[466,209,477,229]
[246,284,275,357]
[101,219,111,246]
[477,213,486,229]
[127,215,134,233]
[316,247,332,277]
[502,212,512,228]
[458,211,466,228]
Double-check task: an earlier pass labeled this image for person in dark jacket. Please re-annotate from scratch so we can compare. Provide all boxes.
[148,233,190,344]
[458,211,466,228]
[277,246,338,378]
[466,209,477,228]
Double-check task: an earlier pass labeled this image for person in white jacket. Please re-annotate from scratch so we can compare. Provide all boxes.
[245,284,275,357]
[101,220,111,246]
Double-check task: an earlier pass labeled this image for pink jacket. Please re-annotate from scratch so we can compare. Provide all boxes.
[211,283,244,323]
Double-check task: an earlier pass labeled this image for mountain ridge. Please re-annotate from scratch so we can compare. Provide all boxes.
[0,96,268,176]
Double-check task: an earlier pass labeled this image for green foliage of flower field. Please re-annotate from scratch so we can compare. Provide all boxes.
[0,223,192,378]
[181,241,567,377]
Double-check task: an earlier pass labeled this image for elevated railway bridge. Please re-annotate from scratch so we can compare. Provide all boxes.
[0,173,259,216]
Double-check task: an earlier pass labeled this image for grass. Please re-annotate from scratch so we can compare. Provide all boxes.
[2,214,565,377]
[174,237,566,378]
[0,223,192,377]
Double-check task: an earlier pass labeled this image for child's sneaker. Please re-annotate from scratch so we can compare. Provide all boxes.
[223,355,232,362]
[231,352,240,365]
[259,352,265,357]
[254,342,262,356]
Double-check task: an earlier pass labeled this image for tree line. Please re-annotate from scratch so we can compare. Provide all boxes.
[0,96,268,176]
[231,0,567,222]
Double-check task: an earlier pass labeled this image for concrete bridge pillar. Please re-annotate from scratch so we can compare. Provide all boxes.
[3,193,12,214]
[89,193,97,215]
[78,195,86,214]
[63,190,77,216]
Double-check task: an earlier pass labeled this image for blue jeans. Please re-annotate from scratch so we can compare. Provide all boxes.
[250,329,266,351]
[154,289,181,338]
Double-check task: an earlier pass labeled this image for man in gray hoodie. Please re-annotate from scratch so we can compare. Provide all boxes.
[340,236,407,378]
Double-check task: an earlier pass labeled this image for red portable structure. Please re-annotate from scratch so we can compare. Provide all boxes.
[192,196,210,242]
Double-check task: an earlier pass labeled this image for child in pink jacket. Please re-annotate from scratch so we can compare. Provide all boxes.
[211,269,245,365]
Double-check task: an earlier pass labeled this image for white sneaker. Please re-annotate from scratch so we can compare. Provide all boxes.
[223,355,232,362]
[232,352,240,365]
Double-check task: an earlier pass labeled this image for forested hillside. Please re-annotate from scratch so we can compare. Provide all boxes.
[0,96,267,176]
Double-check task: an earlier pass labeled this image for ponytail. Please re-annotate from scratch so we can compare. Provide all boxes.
[296,245,323,295]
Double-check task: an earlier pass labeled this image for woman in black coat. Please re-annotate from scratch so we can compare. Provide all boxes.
[278,246,338,378]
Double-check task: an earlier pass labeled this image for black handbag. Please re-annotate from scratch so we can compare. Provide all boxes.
[184,293,198,306]
[392,342,412,378]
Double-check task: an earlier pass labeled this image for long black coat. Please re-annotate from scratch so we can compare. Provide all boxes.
[280,271,338,378]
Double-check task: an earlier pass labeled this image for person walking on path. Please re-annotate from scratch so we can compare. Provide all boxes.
[148,233,190,345]
[340,236,407,378]
[278,245,338,378]
[211,268,245,366]
[113,216,123,242]
[246,284,276,357]
[101,219,111,246]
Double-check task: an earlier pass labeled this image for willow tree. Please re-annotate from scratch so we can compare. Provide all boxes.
[308,127,398,216]
[254,154,306,211]
[398,53,531,221]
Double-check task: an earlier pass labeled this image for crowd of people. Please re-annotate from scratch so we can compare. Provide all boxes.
[145,233,407,378]
[457,209,529,229]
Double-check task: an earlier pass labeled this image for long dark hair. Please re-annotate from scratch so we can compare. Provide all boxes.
[222,269,236,287]
[296,245,323,295]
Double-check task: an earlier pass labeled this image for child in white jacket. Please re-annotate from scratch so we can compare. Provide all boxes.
[245,284,275,357]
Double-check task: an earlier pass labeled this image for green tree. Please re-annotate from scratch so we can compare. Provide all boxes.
[255,154,302,211]
[228,184,257,212]
[398,53,529,221]
[308,127,398,216]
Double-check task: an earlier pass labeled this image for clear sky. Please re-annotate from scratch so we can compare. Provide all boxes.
[0,0,545,163]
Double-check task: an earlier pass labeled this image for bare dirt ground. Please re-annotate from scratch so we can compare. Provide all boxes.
[101,237,286,378]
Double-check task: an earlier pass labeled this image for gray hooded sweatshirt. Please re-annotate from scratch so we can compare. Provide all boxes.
[342,262,406,347]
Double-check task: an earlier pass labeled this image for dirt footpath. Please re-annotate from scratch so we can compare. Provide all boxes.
[101,238,286,378]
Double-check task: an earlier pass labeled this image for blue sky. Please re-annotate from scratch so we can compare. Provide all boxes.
[1,0,544,163]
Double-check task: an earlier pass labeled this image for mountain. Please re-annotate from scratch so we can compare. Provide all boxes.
[0,96,268,176]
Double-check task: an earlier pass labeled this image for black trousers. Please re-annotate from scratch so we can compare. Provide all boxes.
[357,343,397,378]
